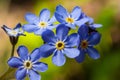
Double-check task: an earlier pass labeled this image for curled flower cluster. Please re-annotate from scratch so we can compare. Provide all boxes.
[1,5,102,80]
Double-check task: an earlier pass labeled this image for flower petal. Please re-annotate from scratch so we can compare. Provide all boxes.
[14,23,22,30]
[92,24,102,28]
[71,6,82,20]
[55,12,66,23]
[39,44,55,57]
[75,50,85,63]
[88,32,101,45]
[34,28,45,35]
[29,70,41,80]
[63,48,80,58]
[30,48,41,62]
[56,24,69,40]
[56,5,68,19]
[8,57,23,68]
[42,29,56,43]
[33,62,48,72]
[23,24,39,33]
[78,24,88,39]
[87,47,100,59]
[48,15,57,24]
[52,51,66,66]
[16,68,27,80]
[39,9,50,22]
[17,46,28,60]
[25,13,39,24]
[75,18,89,27]
[65,33,80,47]
[2,25,11,34]
[65,23,76,29]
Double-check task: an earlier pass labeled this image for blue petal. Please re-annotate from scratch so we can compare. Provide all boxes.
[65,23,76,29]
[25,13,39,24]
[34,28,45,35]
[42,29,56,43]
[48,15,57,24]
[65,33,80,47]
[87,47,100,59]
[14,23,22,30]
[78,24,88,39]
[63,48,80,58]
[33,62,48,72]
[71,6,82,20]
[75,18,89,27]
[16,68,26,80]
[47,25,57,30]
[39,44,55,57]
[56,24,69,40]
[8,57,23,68]
[56,5,68,19]
[2,25,11,34]
[88,32,101,45]
[87,17,94,24]
[92,24,102,28]
[39,9,50,22]
[75,50,85,63]
[17,46,28,60]
[23,24,39,33]
[52,51,66,66]
[30,48,41,62]
[29,70,41,80]
[55,12,66,23]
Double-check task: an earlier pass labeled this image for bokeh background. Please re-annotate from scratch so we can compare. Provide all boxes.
[0,0,120,80]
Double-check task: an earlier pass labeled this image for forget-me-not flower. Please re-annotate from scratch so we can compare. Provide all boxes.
[8,46,48,80]
[55,5,89,29]
[2,23,24,37]
[23,9,56,35]
[75,25,101,63]
[2,23,25,45]
[39,24,80,66]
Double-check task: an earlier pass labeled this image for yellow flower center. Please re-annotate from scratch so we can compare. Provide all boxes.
[65,17,74,23]
[55,41,65,50]
[81,40,88,49]
[24,61,33,69]
[38,22,47,28]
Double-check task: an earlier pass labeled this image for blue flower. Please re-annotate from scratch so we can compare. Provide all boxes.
[75,25,101,63]
[55,5,89,29]
[23,9,56,35]
[39,24,80,66]
[8,46,48,80]
[2,23,24,37]
[2,23,25,45]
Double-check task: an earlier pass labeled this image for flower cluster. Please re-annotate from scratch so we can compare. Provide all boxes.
[2,5,102,80]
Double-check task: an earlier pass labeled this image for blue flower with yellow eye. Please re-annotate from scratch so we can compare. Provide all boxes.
[75,25,101,63]
[55,5,89,29]
[39,24,80,66]
[23,9,56,35]
[8,46,48,80]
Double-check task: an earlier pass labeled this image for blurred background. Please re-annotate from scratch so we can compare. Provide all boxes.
[0,0,120,80]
